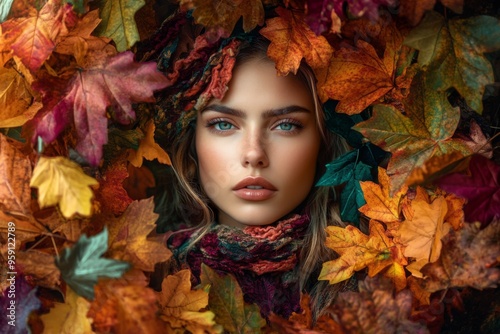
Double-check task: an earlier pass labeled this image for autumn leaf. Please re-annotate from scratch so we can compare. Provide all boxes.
[16,250,61,289]
[40,288,93,334]
[437,154,500,225]
[316,17,415,114]
[405,12,500,113]
[305,0,338,35]
[55,227,130,300]
[353,72,472,195]
[0,0,14,23]
[157,269,220,334]
[417,220,500,293]
[259,6,333,75]
[319,220,407,286]
[0,0,76,72]
[333,276,429,333]
[335,0,397,21]
[399,0,464,26]
[191,0,264,36]
[106,198,172,272]
[30,156,98,218]
[93,0,144,52]
[31,52,170,166]
[200,264,266,333]
[127,120,171,167]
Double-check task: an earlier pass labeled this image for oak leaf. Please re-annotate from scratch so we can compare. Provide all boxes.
[353,72,472,195]
[399,0,463,26]
[128,120,171,167]
[259,6,332,76]
[200,264,266,333]
[0,0,76,72]
[30,156,98,218]
[40,288,93,334]
[319,220,407,286]
[157,269,220,334]
[191,0,264,36]
[94,0,144,52]
[31,52,170,166]
[405,12,500,113]
[106,198,172,272]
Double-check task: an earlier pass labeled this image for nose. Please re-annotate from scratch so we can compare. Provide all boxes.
[241,129,269,168]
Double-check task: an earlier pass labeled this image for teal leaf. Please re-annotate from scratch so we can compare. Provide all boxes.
[65,0,86,14]
[0,0,14,22]
[323,100,366,148]
[55,227,130,300]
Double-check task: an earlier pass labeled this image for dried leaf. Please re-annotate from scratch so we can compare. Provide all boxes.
[399,0,463,26]
[128,120,171,167]
[30,156,98,218]
[94,156,133,215]
[16,250,61,289]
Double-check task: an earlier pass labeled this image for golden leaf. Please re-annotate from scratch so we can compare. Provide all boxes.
[128,120,171,167]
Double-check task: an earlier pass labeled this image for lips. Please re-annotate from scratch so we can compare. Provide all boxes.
[233,176,277,201]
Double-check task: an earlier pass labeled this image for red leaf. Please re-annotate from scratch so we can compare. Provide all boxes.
[436,155,500,225]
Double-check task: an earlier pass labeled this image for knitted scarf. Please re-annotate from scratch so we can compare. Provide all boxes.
[169,214,310,318]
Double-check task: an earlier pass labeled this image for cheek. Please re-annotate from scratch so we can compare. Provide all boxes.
[195,136,234,195]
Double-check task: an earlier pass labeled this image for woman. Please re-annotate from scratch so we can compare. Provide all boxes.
[160,37,351,319]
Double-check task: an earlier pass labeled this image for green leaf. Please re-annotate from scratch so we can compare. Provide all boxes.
[65,0,86,14]
[323,100,365,148]
[94,0,145,52]
[55,227,130,300]
[0,0,13,22]
[405,12,500,113]
[200,264,266,334]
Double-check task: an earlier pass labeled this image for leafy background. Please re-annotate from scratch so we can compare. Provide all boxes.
[0,0,499,333]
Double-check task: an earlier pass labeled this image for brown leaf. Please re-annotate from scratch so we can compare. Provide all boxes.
[16,250,61,289]
[399,0,463,26]
[127,120,171,167]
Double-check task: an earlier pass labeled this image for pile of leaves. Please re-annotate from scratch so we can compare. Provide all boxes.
[1,0,499,333]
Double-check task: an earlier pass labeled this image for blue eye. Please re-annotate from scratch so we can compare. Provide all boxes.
[277,123,294,131]
[214,121,234,131]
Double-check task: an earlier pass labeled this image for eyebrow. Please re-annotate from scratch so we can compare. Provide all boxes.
[201,104,311,118]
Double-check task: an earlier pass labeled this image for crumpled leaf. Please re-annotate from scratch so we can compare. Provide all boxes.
[40,288,93,334]
[128,120,171,167]
[317,17,416,113]
[333,276,429,334]
[418,220,500,293]
[353,72,472,195]
[200,264,266,334]
[405,12,500,113]
[0,134,31,215]
[30,156,98,218]
[0,0,76,72]
[437,154,500,225]
[157,269,220,334]
[94,0,144,52]
[319,220,407,287]
[191,0,264,36]
[399,0,463,26]
[0,275,41,334]
[106,198,172,271]
[260,6,333,75]
[31,52,170,166]
[55,227,130,300]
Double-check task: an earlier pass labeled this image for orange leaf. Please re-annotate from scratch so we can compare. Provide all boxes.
[128,119,171,167]
[259,7,333,76]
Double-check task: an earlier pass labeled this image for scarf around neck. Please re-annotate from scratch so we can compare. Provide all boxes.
[169,214,310,318]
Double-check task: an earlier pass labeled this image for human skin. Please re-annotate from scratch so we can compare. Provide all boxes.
[195,59,322,228]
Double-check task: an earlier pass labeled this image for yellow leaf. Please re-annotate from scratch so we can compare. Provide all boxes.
[128,120,171,167]
[158,269,220,334]
[30,156,98,218]
[41,288,94,334]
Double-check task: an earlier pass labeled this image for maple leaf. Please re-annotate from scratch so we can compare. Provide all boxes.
[399,0,464,26]
[93,0,144,52]
[316,17,415,114]
[437,154,500,225]
[200,264,266,333]
[127,120,171,167]
[333,275,429,333]
[319,220,407,286]
[259,6,333,76]
[30,156,98,218]
[16,250,61,289]
[405,12,500,113]
[31,52,170,166]
[40,288,93,334]
[353,72,472,195]
[106,198,172,272]
[0,275,40,334]
[418,220,500,292]
[55,227,130,300]
[0,0,76,72]
[191,0,264,36]
[0,134,32,215]
[157,269,220,334]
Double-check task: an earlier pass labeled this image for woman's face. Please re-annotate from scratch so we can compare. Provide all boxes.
[195,59,322,228]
